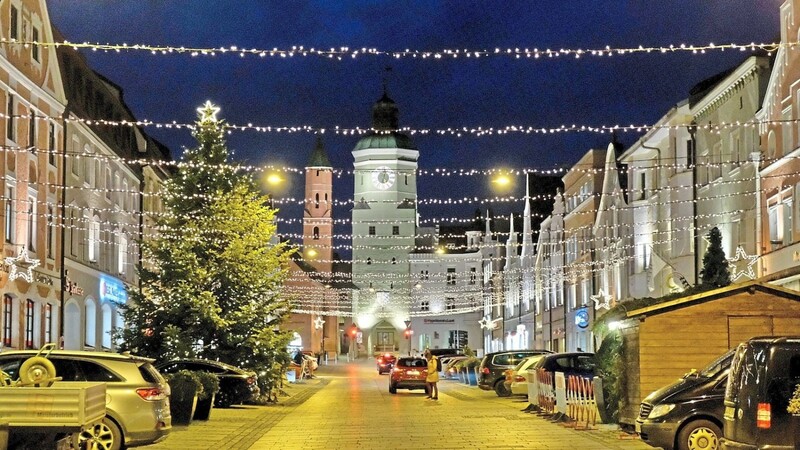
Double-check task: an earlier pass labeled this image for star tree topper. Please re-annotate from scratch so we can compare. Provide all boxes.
[197,101,220,124]
[313,316,325,330]
[5,249,39,283]
[591,288,612,310]
[727,246,759,281]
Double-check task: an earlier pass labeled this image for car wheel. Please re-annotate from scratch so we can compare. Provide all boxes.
[80,417,122,450]
[677,419,721,450]
[389,383,397,394]
[215,392,233,408]
[494,379,511,397]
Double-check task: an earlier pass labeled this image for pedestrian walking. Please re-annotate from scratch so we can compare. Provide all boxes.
[424,349,439,400]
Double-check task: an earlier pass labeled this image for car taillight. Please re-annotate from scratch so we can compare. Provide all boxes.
[482,367,490,374]
[137,387,166,401]
[247,376,256,385]
[757,403,771,429]
[514,375,526,383]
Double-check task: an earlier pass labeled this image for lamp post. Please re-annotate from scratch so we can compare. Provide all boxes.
[688,121,699,285]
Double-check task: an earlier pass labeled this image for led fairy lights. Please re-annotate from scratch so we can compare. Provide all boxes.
[2,37,789,60]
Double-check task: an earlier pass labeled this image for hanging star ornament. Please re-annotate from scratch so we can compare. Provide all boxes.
[313,316,325,330]
[591,289,613,310]
[727,246,759,281]
[197,101,220,123]
[478,317,489,329]
[5,249,39,283]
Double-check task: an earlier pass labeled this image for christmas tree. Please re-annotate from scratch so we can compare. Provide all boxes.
[119,102,294,399]
[699,226,731,289]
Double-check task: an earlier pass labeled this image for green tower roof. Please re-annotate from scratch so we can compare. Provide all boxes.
[307,136,332,167]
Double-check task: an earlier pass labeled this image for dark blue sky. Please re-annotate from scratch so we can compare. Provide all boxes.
[47,1,779,245]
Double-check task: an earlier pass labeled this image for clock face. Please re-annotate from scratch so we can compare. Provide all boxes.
[371,166,396,190]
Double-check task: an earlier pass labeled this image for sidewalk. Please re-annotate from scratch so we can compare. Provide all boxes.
[147,376,327,450]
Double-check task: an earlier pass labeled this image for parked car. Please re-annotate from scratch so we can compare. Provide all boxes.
[531,351,596,384]
[637,349,734,450]
[505,354,548,396]
[0,350,171,450]
[721,336,800,450]
[442,355,469,379]
[156,359,259,407]
[478,350,552,396]
[428,348,462,359]
[389,357,429,394]
[376,353,397,374]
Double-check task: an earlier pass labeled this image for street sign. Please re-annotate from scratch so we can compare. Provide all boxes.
[404,320,412,328]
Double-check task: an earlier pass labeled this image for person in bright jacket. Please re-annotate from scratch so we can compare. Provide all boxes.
[424,349,439,400]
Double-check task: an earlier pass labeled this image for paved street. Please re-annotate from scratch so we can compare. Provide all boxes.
[149,359,654,450]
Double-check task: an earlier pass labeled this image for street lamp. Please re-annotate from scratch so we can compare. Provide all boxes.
[688,120,699,285]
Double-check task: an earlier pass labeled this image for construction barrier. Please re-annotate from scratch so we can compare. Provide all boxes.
[536,368,555,414]
[565,375,598,429]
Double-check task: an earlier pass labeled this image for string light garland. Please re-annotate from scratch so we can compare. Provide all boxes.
[3,37,788,61]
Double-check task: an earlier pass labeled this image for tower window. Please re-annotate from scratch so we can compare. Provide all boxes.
[366,258,372,265]
[368,226,376,236]
[313,226,319,240]
[391,257,397,265]
[315,193,319,208]
[316,169,320,176]
[405,175,408,185]
[392,226,400,235]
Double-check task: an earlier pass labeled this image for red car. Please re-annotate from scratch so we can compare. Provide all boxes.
[389,357,429,394]
[377,353,397,374]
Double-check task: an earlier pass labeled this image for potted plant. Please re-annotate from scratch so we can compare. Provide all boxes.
[192,371,220,421]
[464,356,481,386]
[166,370,202,425]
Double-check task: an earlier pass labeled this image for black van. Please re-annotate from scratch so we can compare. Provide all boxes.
[637,349,734,450]
[721,336,800,449]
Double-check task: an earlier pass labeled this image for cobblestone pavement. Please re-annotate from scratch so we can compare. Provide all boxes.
[148,359,656,450]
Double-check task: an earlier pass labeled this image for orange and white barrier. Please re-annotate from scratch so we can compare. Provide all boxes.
[565,375,598,429]
[536,369,555,414]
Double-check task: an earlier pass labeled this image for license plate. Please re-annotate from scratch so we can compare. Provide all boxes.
[635,421,642,434]
[407,370,420,376]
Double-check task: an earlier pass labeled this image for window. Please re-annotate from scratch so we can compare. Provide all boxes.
[26,194,35,251]
[122,180,128,209]
[391,257,396,265]
[24,300,33,349]
[46,206,54,259]
[105,167,112,200]
[101,304,112,349]
[446,297,456,311]
[392,226,399,235]
[470,267,477,285]
[3,295,12,346]
[366,257,372,265]
[88,216,99,262]
[48,122,55,166]
[114,173,121,206]
[315,193,319,209]
[85,300,96,347]
[447,268,456,285]
[31,27,39,62]
[44,304,52,344]
[28,112,36,148]
[84,146,95,187]
[6,94,14,141]
[118,234,127,275]
[9,6,17,40]
[313,226,319,240]
[5,186,14,243]
[638,172,646,200]
[420,301,429,312]
[368,226,376,236]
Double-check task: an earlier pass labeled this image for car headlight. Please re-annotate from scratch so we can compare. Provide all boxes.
[647,404,676,419]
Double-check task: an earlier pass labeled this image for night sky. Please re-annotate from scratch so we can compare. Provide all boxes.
[46,1,779,252]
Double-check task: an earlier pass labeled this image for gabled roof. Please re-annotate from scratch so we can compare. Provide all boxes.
[625,280,800,319]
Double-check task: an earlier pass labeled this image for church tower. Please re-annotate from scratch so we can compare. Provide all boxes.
[351,91,419,349]
[304,136,333,273]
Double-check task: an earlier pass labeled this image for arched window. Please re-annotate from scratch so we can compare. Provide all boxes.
[391,257,397,265]
[768,130,777,158]
[313,227,320,240]
[64,301,80,350]
[85,299,96,348]
[315,193,319,208]
[367,257,372,265]
[101,303,112,349]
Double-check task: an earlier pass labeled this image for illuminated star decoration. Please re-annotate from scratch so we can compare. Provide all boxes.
[591,289,613,310]
[727,246,759,281]
[313,316,325,330]
[197,101,220,123]
[478,317,489,329]
[5,249,40,283]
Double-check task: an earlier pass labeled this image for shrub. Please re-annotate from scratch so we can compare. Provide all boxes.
[192,371,220,401]
[165,370,202,402]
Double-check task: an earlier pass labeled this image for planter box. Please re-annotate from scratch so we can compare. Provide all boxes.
[170,393,198,425]
[193,394,215,421]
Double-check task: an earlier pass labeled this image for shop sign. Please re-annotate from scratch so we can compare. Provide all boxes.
[100,275,128,303]
[575,308,590,329]
[424,318,455,324]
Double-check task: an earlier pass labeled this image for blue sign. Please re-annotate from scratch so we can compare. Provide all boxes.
[575,309,590,329]
[99,275,128,304]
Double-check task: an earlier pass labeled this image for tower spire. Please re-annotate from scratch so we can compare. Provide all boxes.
[521,172,533,259]
[505,214,517,270]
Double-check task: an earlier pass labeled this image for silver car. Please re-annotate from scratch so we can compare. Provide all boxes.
[0,350,171,450]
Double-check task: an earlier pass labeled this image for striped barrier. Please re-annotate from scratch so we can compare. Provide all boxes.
[536,369,555,414]
[565,375,598,429]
